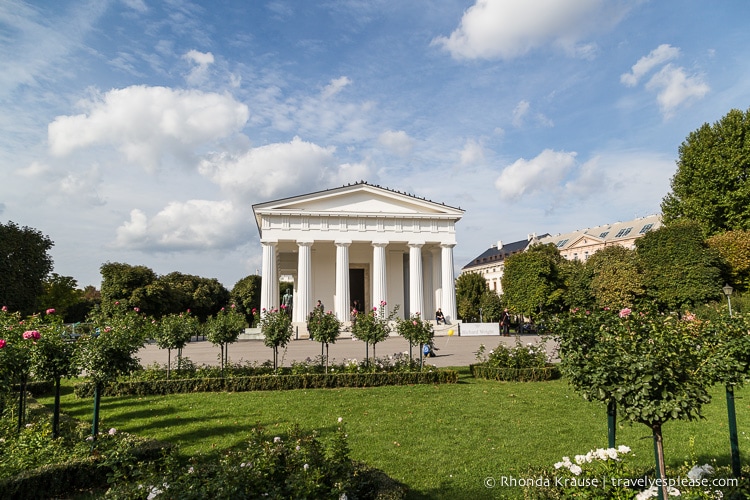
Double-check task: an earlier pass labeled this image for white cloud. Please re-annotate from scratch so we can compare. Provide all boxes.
[495,149,577,200]
[121,0,148,13]
[646,64,709,118]
[512,100,530,127]
[378,130,415,156]
[460,139,486,166]
[199,136,370,201]
[183,49,215,85]
[433,0,632,60]
[115,200,249,251]
[321,76,352,99]
[48,85,249,170]
[620,44,680,87]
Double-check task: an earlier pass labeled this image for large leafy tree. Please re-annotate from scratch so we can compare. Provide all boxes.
[587,245,643,310]
[559,259,594,310]
[100,262,159,314]
[37,273,86,322]
[231,274,261,326]
[455,272,487,322]
[0,221,54,315]
[707,229,750,292]
[158,272,230,321]
[662,107,750,236]
[501,243,565,318]
[636,220,726,312]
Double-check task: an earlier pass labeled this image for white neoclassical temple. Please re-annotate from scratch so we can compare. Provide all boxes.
[252,182,464,331]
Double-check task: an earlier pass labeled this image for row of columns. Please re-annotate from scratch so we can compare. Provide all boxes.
[259,240,457,323]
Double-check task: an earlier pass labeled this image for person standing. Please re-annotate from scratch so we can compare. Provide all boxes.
[500,308,511,336]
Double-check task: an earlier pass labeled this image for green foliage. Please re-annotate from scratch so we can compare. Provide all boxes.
[306,308,342,346]
[0,221,54,316]
[205,306,247,348]
[559,258,594,310]
[707,229,750,292]
[479,289,504,322]
[351,302,399,360]
[395,313,433,349]
[154,312,198,352]
[587,245,643,310]
[158,271,230,321]
[662,107,750,237]
[79,305,149,385]
[636,220,727,312]
[231,274,261,326]
[502,243,565,318]
[99,262,159,315]
[259,307,293,350]
[474,340,550,369]
[555,308,719,427]
[36,273,87,323]
[455,272,487,321]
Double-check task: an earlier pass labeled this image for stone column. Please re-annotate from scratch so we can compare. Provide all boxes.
[335,241,351,322]
[372,242,388,315]
[260,240,278,314]
[441,243,457,322]
[431,247,442,319]
[408,242,424,317]
[423,249,434,318]
[294,241,313,322]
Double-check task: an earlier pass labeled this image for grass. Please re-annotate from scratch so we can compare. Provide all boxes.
[36,369,750,499]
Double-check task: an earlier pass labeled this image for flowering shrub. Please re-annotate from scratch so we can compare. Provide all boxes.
[474,341,550,369]
[306,308,342,372]
[259,307,293,370]
[154,311,200,377]
[351,301,400,362]
[205,305,247,371]
[396,313,433,364]
[526,444,742,500]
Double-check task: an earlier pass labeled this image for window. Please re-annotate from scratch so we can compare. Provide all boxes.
[556,239,569,248]
[599,231,609,238]
[639,223,654,234]
[614,227,632,238]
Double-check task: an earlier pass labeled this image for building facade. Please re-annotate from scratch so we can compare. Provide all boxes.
[252,182,464,328]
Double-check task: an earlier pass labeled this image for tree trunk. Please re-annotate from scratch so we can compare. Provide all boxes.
[92,382,102,445]
[607,400,617,448]
[167,348,172,380]
[325,343,329,374]
[726,385,742,477]
[53,377,61,439]
[652,423,668,500]
[17,375,27,431]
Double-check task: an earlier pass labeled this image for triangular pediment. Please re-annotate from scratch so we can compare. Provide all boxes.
[567,234,604,249]
[253,183,464,218]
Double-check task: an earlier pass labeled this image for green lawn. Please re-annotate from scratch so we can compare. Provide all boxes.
[37,369,750,499]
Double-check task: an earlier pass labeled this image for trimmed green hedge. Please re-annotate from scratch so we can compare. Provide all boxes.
[0,439,174,500]
[469,364,560,382]
[74,370,459,397]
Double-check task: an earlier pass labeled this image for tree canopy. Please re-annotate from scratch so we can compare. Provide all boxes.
[662,107,750,236]
[0,221,54,315]
[501,243,565,318]
[455,272,487,321]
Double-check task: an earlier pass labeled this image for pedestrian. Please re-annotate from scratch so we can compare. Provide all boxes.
[500,308,511,336]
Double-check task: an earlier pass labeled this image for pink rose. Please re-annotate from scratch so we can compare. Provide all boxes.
[413,321,418,326]
[0,339,6,348]
[231,304,236,308]
[619,308,632,318]
[1,306,7,312]
[46,308,56,315]
[23,330,41,340]
[133,307,140,312]
[115,301,120,305]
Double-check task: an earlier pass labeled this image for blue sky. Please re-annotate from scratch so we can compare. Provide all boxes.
[2,0,750,289]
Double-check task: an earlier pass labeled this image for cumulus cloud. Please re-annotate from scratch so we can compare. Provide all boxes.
[48,85,249,170]
[512,100,553,128]
[199,136,370,201]
[378,130,415,156]
[495,149,577,200]
[620,44,680,86]
[16,161,104,206]
[433,0,632,60]
[646,64,709,118]
[621,45,709,118]
[115,199,249,251]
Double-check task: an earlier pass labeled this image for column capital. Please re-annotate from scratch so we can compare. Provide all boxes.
[261,239,278,245]
[371,241,389,248]
[335,240,352,247]
[440,242,456,249]
[296,240,314,247]
[407,241,425,248]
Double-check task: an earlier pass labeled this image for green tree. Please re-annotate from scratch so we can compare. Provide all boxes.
[559,259,594,310]
[587,245,643,310]
[662,107,750,236]
[396,312,433,366]
[205,306,247,372]
[0,221,54,315]
[99,262,159,314]
[37,273,85,322]
[259,307,293,370]
[155,312,200,378]
[636,220,726,312]
[306,308,341,372]
[455,272,487,322]
[707,229,750,292]
[158,272,230,321]
[479,290,504,323]
[231,274,261,326]
[501,243,565,319]
[351,301,399,364]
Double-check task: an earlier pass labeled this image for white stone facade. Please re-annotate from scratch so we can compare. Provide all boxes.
[252,183,464,331]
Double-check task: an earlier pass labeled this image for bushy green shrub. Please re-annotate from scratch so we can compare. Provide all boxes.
[471,341,555,381]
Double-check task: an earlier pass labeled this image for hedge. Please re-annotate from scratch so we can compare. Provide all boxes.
[74,370,459,397]
[469,364,560,382]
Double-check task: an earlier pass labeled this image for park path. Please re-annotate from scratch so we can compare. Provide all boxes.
[137,333,555,369]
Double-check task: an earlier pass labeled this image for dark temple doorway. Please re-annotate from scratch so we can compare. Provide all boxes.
[349,268,365,314]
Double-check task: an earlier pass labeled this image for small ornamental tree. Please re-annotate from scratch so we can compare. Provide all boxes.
[351,301,399,364]
[80,303,149,441]
[306,308,341,372]
[155,311,199,378]
[555,307,722,500]
[396,312,433,367]
[0,306,40,430]
[260,307,293,370]
[205,305,247,372]
[30,308,80,438]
